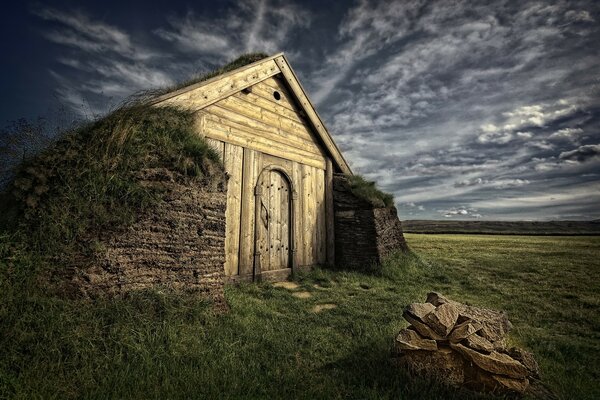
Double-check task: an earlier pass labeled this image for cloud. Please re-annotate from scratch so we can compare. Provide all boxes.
[559,144,600,162]
[549,127,584,142]
[32,5,154,61]
[24,0,600,221]
[438,207,482,219]
[155,0,311,60]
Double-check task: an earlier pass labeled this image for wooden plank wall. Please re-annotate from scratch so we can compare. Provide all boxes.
[197,78,329,277]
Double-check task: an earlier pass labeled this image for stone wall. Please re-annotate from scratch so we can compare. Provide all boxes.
[333,174,408,270]
[69,167,228,309]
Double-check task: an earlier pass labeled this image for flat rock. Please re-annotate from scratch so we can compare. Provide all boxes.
[426,293,512,342]
[450,343,528,379]
[273,281,300,290]
[311,303,336,313]
[396,346,465,387]
[395,329,438,351]
[504,347,541,379]
[470,369,530,394]
[292,291,312,299]
[424,302,459,337]
[448,320,482,342]
[426,292,450,306]
[404,302,435,321]
[463,333,494,353]
[403,311,446,341]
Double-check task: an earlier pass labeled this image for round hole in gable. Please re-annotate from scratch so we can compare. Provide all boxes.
[273,91,281,100]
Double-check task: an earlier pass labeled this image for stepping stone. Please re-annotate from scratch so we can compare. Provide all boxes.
[311,304,337,313]
[292,291,312,299]
[273,282,300,290]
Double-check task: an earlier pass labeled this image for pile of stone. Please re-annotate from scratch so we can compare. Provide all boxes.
[394,292,540,395]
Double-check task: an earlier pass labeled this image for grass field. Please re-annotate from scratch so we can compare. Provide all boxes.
[1,234,599,399]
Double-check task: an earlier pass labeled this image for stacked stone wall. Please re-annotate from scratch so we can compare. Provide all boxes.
[333,174,408,270]
[69,167,228,309]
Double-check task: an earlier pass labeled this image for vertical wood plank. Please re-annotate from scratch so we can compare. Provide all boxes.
[315,167,326,264]
[223,143,243,276]
[311,166,319,264]
[269,172,280,270]
[325,158,335,267]
[205,137,224,162]
[239,148,260,275]
[302,164,314,265]
[258,175,270,271]
[280,176,290,268]
[291,162,304,267]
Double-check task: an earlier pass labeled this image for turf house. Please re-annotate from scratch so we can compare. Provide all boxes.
[3,53,406,306]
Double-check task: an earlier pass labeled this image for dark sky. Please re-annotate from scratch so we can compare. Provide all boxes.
[1,0,599,220]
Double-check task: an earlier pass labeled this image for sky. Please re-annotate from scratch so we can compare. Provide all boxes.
[1,0,599,220]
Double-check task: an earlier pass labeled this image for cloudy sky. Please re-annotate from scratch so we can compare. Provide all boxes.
[1,0,599,220]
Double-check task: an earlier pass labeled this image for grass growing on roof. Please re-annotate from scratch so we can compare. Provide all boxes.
[153,52,270,97]
[0,103,221,270]
[346,174,394,208]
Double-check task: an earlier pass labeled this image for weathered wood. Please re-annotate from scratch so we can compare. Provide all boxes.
[325,158,335,266]
[291,161,304,267]
[251,77,300,113]
[235,88,305,125]
[206,99,321,153]
[155,59,280,111]
[315,167,326,264]
[301,164,314,264]
[280,174,290,268]
[223,143,243,276]
[217,94,319,145]
[204,137,224,162]
[274,55,352,174]
[257,174,270,274]
[239,148,261,275]
[268,171,279,270]
[198,112,326,170]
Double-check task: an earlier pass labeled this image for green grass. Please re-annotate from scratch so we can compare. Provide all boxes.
[1,234,599,399]
[346,174,394,208]
[0,104,222,274]
[152,53,270,98]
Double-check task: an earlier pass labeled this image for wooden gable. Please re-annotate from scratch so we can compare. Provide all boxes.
[151,53,345,279]
[152,53,352,174]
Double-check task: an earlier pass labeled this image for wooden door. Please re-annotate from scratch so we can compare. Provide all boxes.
[256,169,291,273]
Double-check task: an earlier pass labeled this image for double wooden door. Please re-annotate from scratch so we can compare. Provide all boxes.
[256,169,291,274]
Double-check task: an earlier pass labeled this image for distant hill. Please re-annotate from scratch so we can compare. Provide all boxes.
[402,220,600,235]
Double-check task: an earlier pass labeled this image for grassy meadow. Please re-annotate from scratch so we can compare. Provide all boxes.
[1,234,599,399]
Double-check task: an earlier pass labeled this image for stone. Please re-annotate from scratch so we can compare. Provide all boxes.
[424,302,459,337]
[426,293,512,342]
[463,333,494,353]
[396,346,465,387]
[402,311,446,341]
[292,291,312,299]
[426,291,450,306]
[504,347,541,379]
[332,173,408,270]
[311,304,337,313]
[469,369,529,394]
[450,343,528,379]
[404,302,435,321]
[395,329,438,351]
[448,320,482,342]
[273,281,300,290]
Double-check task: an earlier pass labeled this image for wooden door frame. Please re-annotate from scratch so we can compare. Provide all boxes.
[253,164,297,281]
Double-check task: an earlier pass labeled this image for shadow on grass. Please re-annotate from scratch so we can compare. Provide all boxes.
[317,342,490,400]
